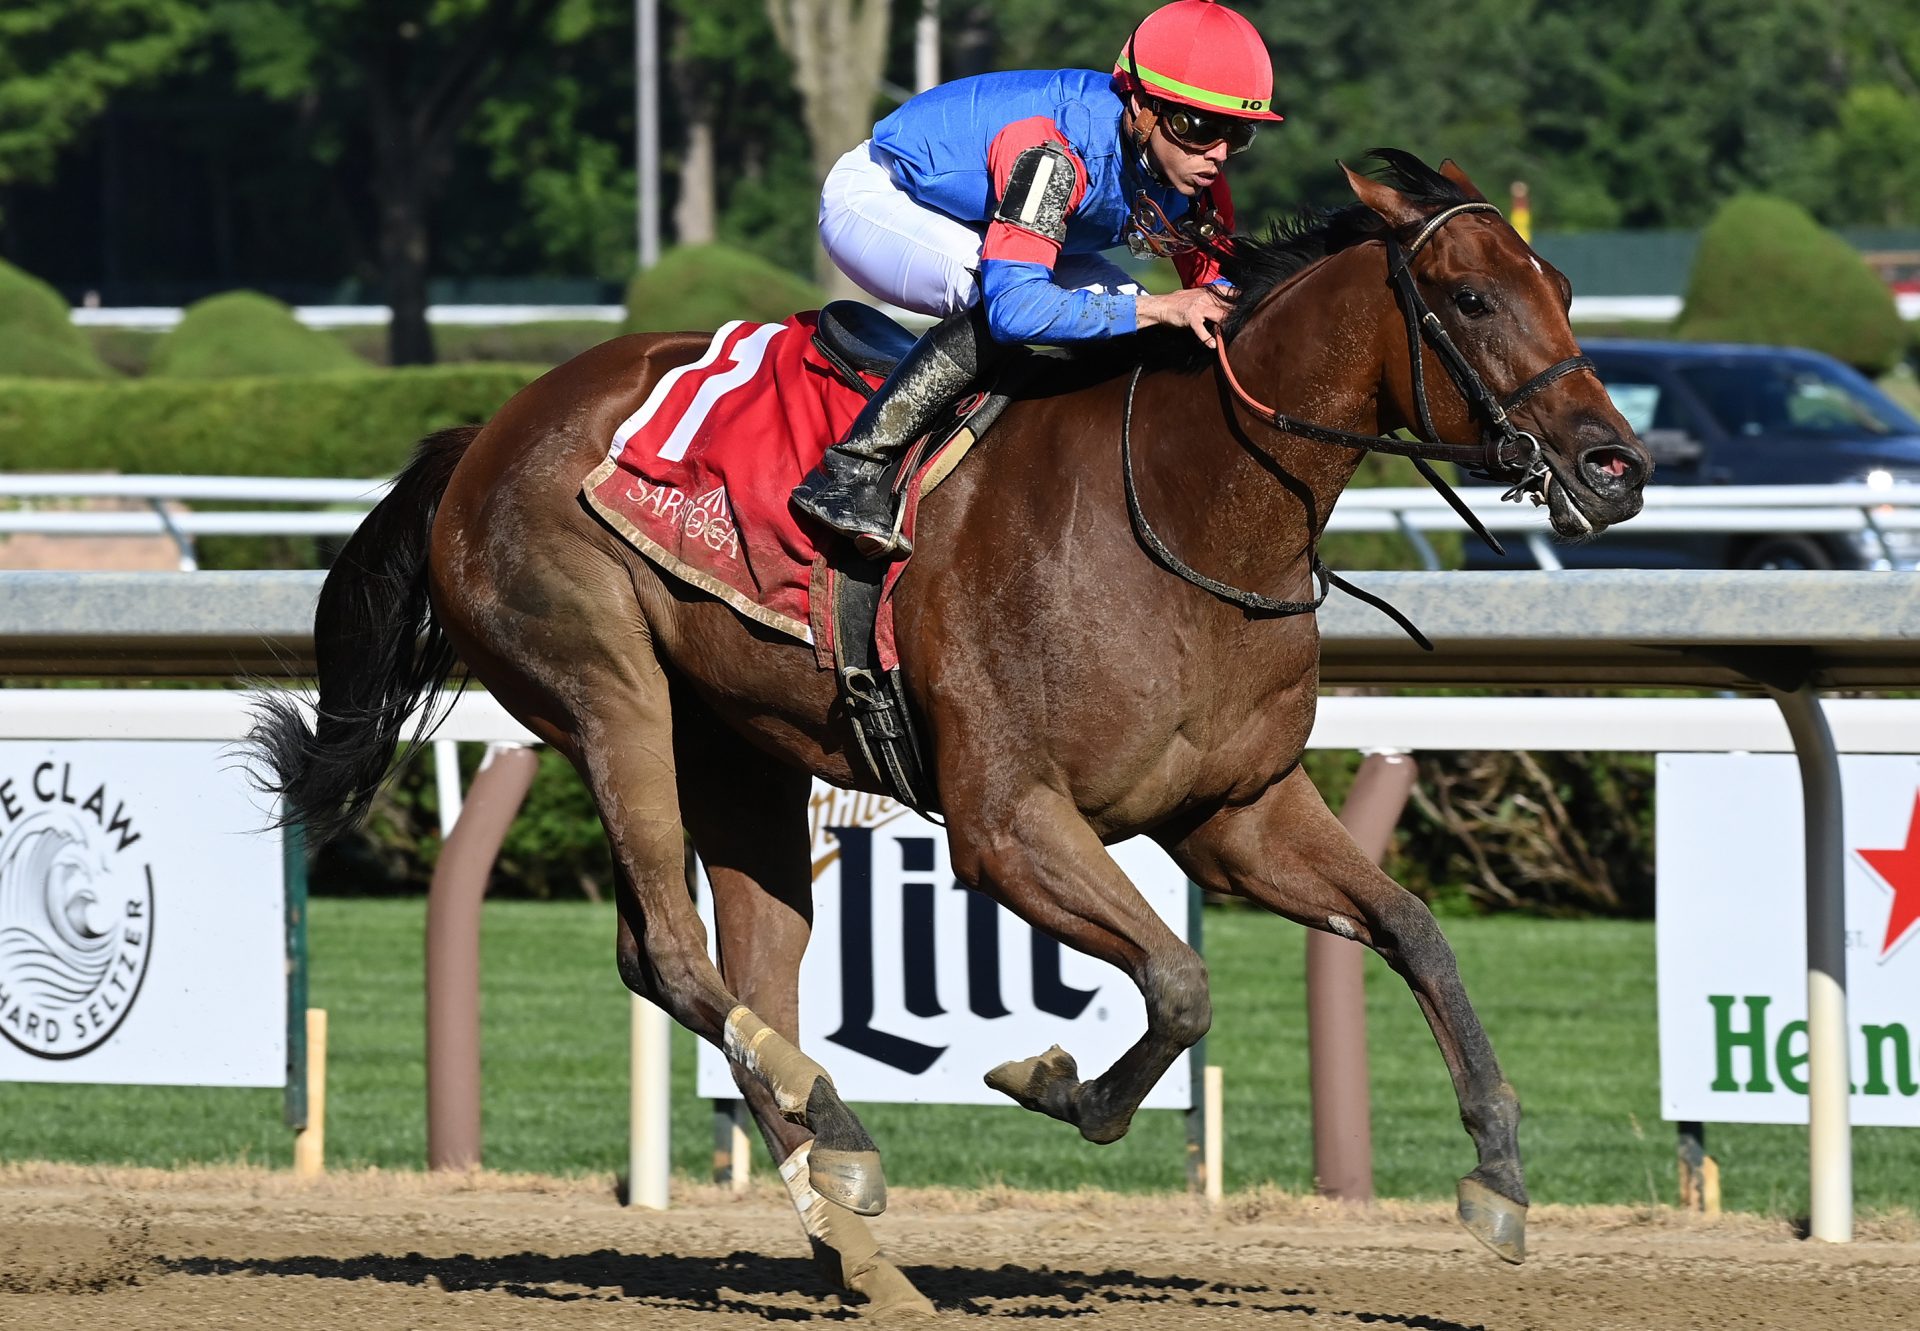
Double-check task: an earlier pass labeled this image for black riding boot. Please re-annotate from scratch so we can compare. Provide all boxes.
[792,304,997,559]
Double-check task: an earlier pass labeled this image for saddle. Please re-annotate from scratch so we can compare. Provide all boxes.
[809,302,1014,816]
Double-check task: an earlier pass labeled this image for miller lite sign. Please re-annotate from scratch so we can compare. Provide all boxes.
[0,742,287,1088]
[696,783,1193,1108]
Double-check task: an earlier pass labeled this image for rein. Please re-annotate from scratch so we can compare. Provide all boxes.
[1122,201,1594,647]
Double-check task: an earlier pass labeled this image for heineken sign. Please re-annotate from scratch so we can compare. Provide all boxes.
[1657,754,1920,1127]
[695,783,1192,1108]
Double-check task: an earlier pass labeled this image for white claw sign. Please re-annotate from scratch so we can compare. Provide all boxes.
[0,741,286,1087]
[696,783,1193,1109]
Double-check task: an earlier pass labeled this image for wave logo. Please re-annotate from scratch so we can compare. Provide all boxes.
[0,796,154,1060]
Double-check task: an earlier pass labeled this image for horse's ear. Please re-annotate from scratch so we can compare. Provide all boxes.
[1437,158,1489,203]
[1340,160,1426,231]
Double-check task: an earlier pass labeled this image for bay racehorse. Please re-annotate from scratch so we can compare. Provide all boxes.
[254,152,1650,1313]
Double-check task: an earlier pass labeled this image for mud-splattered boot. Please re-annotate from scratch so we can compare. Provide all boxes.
[791,305,997,559]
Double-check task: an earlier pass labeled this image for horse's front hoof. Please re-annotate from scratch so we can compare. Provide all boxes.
[1456,1176,1527,1264]
[808,1077,887,1215]
[984,1045,1082,1124]
[811,1146,889,1217]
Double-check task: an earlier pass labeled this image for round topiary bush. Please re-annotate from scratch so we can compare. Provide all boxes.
[623,244,825,334]
[148,291,367,379]
[1675,195,1906,375]
[0,259,115,379]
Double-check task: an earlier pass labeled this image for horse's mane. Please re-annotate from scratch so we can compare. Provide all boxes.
[1114,148,1473,375]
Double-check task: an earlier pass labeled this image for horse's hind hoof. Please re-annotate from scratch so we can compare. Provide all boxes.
[985,1044,1082,1125]
[808,1077,888,1216]
[1457,1176,1527,1264]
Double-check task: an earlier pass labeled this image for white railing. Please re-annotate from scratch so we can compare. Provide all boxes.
[7,473,1920,573]
[0,475,390,570]
[68,304,627,331]
[59,294,1920,328]
[1328,482,1920,570]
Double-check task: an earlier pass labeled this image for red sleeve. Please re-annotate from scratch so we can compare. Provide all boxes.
[982,116,1090,267]
[1174,176,1238,288]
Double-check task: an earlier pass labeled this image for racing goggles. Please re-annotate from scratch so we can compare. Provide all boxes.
[1154,101,1260,156]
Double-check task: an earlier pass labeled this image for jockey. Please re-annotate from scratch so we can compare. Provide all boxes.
[791,0,1283,558]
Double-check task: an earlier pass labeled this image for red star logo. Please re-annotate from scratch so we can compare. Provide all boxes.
[1857,791,1920,960]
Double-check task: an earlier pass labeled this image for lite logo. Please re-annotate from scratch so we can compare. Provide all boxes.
[820,824,1100,1075]
[0,762,153,1059]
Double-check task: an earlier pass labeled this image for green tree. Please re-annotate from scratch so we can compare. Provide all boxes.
[765,0,892,286]
[212,0,572,365]
[467,0,641,280]
[0,2,201,218]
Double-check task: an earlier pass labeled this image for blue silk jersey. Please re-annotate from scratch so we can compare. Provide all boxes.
[870,68,1215,344]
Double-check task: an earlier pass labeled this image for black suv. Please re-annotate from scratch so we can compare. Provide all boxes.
[1465,339,1920,570]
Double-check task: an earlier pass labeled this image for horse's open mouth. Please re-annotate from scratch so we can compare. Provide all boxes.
[1530,445,1644,538]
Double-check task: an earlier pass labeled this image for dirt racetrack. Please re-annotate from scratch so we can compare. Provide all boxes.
[1,1164,1915,1330]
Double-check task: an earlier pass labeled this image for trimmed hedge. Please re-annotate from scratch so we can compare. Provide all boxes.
[624,243,825,333]
[0,366,543,475]
[0,259,114,380]
[331,320,621,368]
[150,291,367,379]
[1676,194,1906,375]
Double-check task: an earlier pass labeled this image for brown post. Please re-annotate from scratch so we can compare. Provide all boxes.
[1309,749,1418,1202]
[426,742,539,1171]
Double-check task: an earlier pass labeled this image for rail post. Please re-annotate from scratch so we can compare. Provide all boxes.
[425,741,539,1171]
[1766,682,1852,1242]
[1310,749,1418,1202]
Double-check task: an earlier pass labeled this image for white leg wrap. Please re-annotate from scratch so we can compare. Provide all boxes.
[725,1005,825,1118]
[779,1141,835,1239]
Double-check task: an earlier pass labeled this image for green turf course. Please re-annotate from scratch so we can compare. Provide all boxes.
[0,899,1911,1216]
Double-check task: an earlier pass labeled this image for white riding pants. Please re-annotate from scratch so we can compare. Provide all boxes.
[818,140,1142,318]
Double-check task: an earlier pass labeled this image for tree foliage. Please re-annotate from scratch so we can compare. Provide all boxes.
[0,1,201,207]
[5,1,1920,309]
[210,0,576,363]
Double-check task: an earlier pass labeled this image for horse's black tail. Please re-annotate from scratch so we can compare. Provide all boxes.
[249,425,479,846]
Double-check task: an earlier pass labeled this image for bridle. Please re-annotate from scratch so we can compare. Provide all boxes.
[1120,201,1598,644]
[1213,202,1594,505]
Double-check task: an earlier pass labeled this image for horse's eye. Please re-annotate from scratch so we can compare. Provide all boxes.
[1453,289,1489,317]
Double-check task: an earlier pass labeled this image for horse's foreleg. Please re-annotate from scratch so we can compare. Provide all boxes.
[949,791,1210,1146]
[1166,763,1528,1263]
[677,712,931,1315]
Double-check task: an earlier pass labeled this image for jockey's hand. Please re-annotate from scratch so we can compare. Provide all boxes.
[1136,285,1236,348]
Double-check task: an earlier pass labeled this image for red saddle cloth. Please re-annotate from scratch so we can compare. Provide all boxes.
[582,313,876,644]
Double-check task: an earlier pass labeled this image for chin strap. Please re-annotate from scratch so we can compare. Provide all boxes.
[1123,102,1169,187]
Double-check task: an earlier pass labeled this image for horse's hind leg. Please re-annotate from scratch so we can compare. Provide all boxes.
[946,790,1211,1147]
[675,701,932,1315]
[442,553,886,1215]
[1165,762,1528,1264]
[569,648,886,1218]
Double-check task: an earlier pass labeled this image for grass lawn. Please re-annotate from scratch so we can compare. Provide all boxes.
[0,898,1911,1216]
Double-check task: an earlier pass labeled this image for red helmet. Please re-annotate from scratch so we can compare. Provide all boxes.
[1115,1,1284,123]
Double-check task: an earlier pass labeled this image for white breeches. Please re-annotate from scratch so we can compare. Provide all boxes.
[818,140,1142,318]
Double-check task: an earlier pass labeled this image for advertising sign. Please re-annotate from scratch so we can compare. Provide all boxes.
[1658,753,1920,1126]
[0,742,286,1088]
[697,783,1193,1108]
